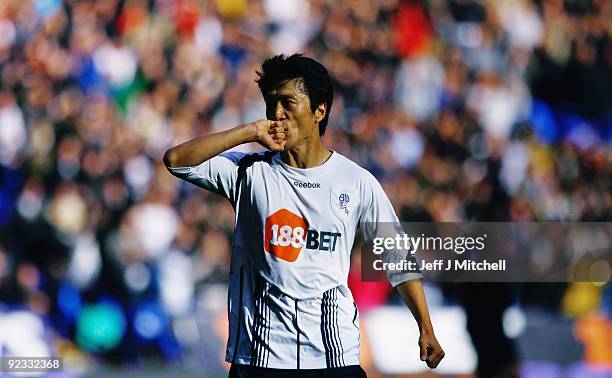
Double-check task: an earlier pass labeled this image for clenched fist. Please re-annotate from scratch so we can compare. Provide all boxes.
[419,333,445,369]
[251,120,287,152]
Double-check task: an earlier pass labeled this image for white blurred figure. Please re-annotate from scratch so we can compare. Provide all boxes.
[159,249,194,317]
[388,126,425,169]
[195,16,223,57]
[497,0,543,52]
[0,93,26,167]
[364,305,476,375]
[124,154,154,199]
[67,233,102,290]
[0,311,51,377]
[92,39,138,88]
[264,0,319,54]
[129,202,179,259]
[500,140,530,195]
[0,17,16,61]
[395,56,445,122]
[466,73,530,140]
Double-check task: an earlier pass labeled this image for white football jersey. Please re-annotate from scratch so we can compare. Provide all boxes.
[168,150,420,369]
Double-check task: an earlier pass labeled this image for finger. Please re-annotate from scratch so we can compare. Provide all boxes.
[269,142,282,152]
[424,348,436,368]
[419,344,428,361]
[268,128,285,137]
[271,132,286,140]
[426,355,439,369]
[428,350,444,368]
[429,356,441,369]
[426,355,437,369]
[429,348,442,360]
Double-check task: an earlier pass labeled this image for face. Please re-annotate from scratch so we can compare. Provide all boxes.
[264,78,325,149]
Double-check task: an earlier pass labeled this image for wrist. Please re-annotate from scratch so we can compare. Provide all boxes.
[240,122,259,143]
[419,321,435,336]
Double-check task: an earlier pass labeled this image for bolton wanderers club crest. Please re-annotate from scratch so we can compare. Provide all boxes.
[339,193,350,215]
[331,188,355,221]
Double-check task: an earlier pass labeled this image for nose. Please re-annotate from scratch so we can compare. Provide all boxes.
[274,102,287,121]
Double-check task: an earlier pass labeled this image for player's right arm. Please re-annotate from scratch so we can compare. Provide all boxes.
[163,120,286,204]
[163,120,286,168]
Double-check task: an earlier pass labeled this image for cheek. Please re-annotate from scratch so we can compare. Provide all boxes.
[295,106,316,126]
[286,124,300,141]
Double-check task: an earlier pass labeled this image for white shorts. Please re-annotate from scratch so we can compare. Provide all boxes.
[225,265,361,369]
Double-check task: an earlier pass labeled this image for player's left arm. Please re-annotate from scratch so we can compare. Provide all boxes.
[358,172,444,369]
[395,279,445,369]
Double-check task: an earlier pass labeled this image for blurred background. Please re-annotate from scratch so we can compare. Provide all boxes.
[0,0,610,377]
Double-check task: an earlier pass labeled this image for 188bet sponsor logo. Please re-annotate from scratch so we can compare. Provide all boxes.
[264,209,341,262]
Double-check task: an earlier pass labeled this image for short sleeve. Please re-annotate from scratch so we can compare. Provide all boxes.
[166,152,246,205]
[359,172,422,286]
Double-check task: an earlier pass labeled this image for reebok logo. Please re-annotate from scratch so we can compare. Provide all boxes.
[293,181,321,189]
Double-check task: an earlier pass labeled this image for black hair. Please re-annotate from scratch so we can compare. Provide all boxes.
[255,54,334,136]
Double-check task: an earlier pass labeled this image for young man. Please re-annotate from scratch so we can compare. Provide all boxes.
[164,54,444,377]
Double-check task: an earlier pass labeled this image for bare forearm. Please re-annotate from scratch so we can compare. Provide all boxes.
[396,280,434,335]
[163,123,256,168]
[397,280,445,367]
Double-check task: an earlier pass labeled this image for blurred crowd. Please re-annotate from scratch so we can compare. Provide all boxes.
[0,0,610,375]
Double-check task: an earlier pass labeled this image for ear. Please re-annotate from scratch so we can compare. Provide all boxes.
[314,103,326,123]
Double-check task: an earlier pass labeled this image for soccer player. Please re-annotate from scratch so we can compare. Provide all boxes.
[164,54,444,377]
